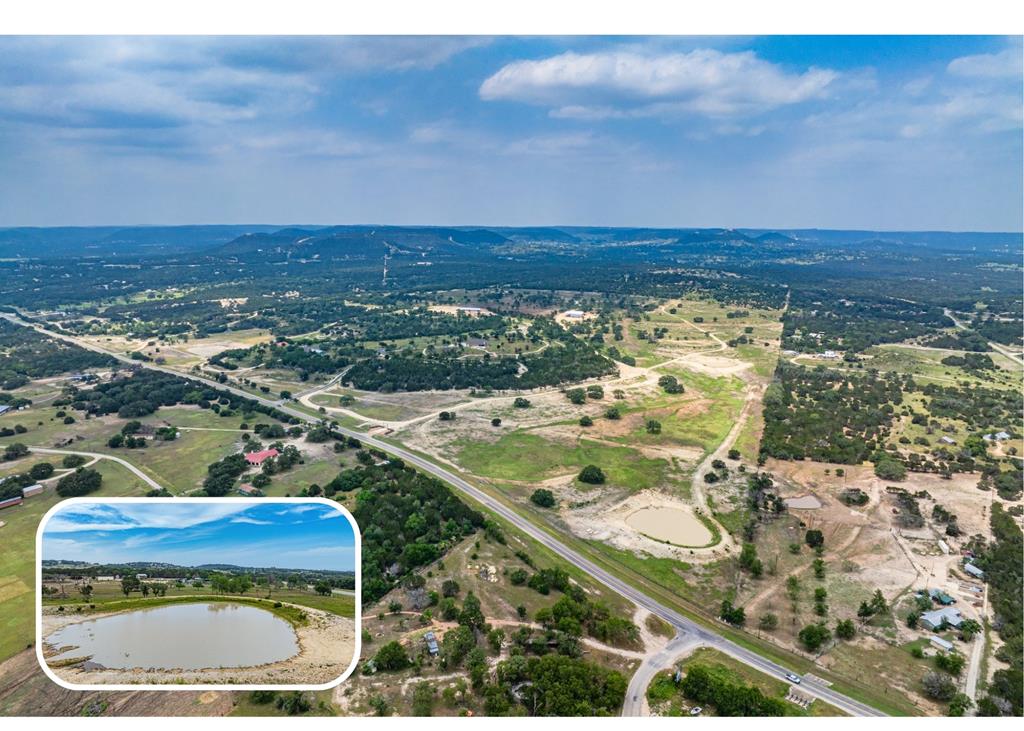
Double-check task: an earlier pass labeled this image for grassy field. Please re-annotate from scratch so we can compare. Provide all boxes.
[636,370,745,454]
[456,431,668,490]
[262,460,344,497]
[866,344,1023,390]
[648,647,845,716]
[42,581,355,621]
[0,459,150,664]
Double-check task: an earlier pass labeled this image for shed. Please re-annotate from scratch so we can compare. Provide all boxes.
[21,484,44,498]
[963,563,984,580]
[929,636,954,652]
[0,496,23,510]
[237,484,260,496]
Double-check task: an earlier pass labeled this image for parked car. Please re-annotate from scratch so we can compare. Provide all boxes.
[689,707,703,716]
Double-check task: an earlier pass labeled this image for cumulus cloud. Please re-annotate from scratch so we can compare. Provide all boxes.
[479,49,838,118]
[947,47,1022,79]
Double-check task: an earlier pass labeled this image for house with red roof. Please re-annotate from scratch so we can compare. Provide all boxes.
[244,448,279,466]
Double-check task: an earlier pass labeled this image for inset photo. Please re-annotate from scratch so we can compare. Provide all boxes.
[36,498,360,690]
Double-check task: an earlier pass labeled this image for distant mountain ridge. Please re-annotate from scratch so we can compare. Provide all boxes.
[42,559,354,575]
[3,224,1020,260]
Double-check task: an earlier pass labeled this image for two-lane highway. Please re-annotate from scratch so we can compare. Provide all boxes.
[3,312,887,716]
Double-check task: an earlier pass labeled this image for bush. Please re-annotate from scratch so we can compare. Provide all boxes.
[874,459,907,482]
[530,488,556,508]
[835,619,856,640]
[657,375,684,394]
[579,415,593,427]
[922,671,957,701]
[2,443,29,461]
[513,397,531,408]
[61,454,87,469]
[577,465,606,484]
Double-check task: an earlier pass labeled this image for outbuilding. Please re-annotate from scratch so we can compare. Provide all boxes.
[929,636,954,652]
[963,563,984,580]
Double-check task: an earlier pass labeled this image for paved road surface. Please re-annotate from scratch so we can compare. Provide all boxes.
[4,313,887,717]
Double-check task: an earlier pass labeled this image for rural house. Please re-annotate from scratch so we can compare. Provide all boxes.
[245,448,279,466]
[920,607,963,631]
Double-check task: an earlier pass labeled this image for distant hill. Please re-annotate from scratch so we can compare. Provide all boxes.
[5,224,1019,260]
[0,224,283,258]
[214,225,509,260]
[753,231,797,244]
[43,559,354,576]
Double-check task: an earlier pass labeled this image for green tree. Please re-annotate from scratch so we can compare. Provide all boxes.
[373,641,411,672]
[577,464,606,484]
[835,619,856,640]
[798,623,832,652]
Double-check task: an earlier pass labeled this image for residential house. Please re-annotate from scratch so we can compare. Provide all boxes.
[245,448,279,466]
[928,588,956,605]
[920,607,963,631]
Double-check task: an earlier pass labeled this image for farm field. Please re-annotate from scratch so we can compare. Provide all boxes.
[0,459,151,664]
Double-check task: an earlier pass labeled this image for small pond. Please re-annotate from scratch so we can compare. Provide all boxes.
[45,602,299,670]
[625,506,713,546]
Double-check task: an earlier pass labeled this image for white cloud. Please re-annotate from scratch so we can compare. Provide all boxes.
[230,517,274,526]
[480,49,838,118]
[947,47,1022,79]
[44,503,256,534]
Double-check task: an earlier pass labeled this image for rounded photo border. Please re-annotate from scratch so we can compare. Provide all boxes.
[35,496,361,692]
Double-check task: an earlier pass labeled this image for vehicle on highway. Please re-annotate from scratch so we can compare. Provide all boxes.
[786,673,802,684]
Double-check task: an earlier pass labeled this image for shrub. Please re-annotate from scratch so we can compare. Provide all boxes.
[577,465,606,484]
[530,488,557,508]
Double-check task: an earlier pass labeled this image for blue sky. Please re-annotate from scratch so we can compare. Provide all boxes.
[42,501,357,571]
[0,36,1020,230]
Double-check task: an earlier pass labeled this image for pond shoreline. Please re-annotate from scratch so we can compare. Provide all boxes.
[41,598,355,686]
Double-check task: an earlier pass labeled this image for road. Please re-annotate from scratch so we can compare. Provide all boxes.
[27,447,165,492]
[4,312,886,717]
[945,308,1024,366]
[622,634,704,716]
